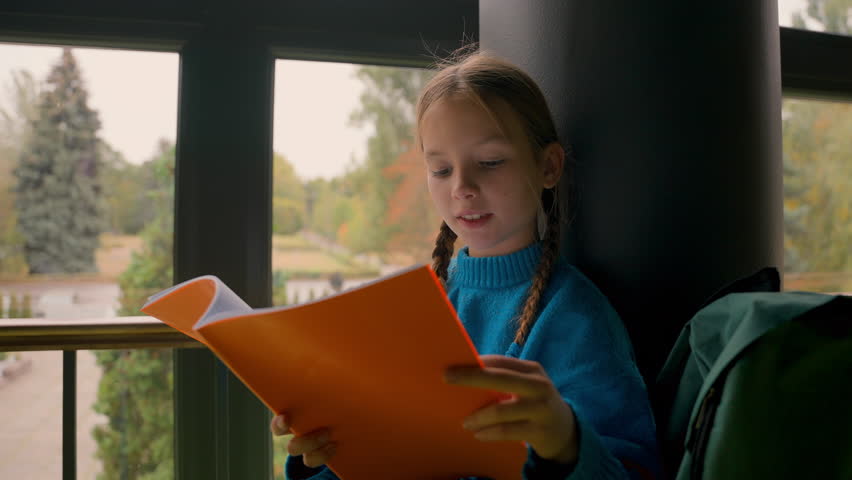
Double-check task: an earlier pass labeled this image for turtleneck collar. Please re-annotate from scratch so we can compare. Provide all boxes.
[449,242,542,289]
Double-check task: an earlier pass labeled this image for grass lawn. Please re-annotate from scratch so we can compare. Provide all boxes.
[96,234,144,280]
[90,232,377,281]
[273,233,318,251]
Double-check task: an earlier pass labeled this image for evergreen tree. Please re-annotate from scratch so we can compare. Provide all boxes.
[93,143,175,480]
[13,48,104,274]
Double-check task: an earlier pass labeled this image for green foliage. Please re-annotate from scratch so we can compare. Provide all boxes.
[272,270,289,306]
[21,294,31,318]
[93,349,174,480]
[341,66,432,253]
[93,142,175,479]
[782,100,852,274]
[338,197,372,252]
[0,211,26,274]
[272,436,291,477]
[0,292,30,319]
[0,69,39,274]
[273,197,304,235]
[13,49,104,274]
[100,141,164,235]
[7,294,19,318]
[273,153,306,235]
[306,177,354,241]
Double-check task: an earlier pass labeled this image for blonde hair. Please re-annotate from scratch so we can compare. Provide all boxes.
[417,47,573,345]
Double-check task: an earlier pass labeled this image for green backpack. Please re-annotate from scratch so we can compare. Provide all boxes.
[655,268,852,480]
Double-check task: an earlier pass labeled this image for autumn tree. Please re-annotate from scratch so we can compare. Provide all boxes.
[301,172,357,243]
[344,66,433,253]
[13,49,104,273]
[382,141,441,263]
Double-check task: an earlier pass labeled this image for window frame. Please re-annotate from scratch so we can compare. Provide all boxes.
[0,2,849,479]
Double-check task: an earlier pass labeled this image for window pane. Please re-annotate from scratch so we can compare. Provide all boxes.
[0,43,178,479]
[271,59,438,472]
[782,98,852,293]
[778,0,851,36]
[271,60,438,299]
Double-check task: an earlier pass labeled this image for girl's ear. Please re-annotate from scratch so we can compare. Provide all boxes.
[541,142,565,189]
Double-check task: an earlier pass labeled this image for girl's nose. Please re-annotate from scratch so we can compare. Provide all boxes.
[452,171,479,200]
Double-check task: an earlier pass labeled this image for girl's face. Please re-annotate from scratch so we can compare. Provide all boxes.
[420,95,561,257]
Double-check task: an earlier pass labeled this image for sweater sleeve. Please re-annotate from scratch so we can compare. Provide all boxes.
[523,414,636,480]
[284,455,340,480]
[514,270,661,480]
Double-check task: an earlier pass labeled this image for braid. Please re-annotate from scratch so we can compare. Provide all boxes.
[514,190,562,345]
[431,221,458,283]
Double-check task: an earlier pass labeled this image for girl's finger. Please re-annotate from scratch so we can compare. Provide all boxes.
[445,367,551,397]
[469,419,538,442]
[479,355,543,374]
[270,414,290,436]
[287,429,332,456]
[302,442,337,468]
[463,397,547,431]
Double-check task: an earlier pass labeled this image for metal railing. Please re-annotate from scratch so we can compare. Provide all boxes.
[0,316,202,351]
[0,317,201,480]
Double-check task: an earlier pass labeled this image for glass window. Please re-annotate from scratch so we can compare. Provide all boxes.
[0,43,178,479]
[271,59,439,472]
[778,0,851,36]
[782,97,852,293]
[271,60,438,300]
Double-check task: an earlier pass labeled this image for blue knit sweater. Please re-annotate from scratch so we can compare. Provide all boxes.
[286,243,659,479]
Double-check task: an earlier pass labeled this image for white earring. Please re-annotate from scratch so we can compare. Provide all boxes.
[537,203,548,240]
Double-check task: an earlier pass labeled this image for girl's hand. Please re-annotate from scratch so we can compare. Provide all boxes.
[270,414,337,468]
[444,355,579,465]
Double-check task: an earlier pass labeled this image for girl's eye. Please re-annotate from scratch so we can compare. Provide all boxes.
[431,168,451,177]
[480,159,505,168]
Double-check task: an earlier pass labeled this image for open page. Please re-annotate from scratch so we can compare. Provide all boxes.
[191,277,253,329]
[140,275,252,344]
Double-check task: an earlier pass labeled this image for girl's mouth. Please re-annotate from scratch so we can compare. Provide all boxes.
[457,213,493,228]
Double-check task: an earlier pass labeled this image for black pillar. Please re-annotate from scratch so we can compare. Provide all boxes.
[480,1,783,382]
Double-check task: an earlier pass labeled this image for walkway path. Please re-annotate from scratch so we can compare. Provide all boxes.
[0,350,104,479]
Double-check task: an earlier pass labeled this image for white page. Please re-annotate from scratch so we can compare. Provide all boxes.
[197,264,427,327]
[143,275,253,329]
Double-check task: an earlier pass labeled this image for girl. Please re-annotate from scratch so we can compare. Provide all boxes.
[272,49,660,480]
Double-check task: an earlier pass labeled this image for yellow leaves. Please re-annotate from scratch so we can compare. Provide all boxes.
[784,198,801,211]
[838,205,850,223]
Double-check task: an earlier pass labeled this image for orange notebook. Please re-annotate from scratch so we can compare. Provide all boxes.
[140,265,527,480]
